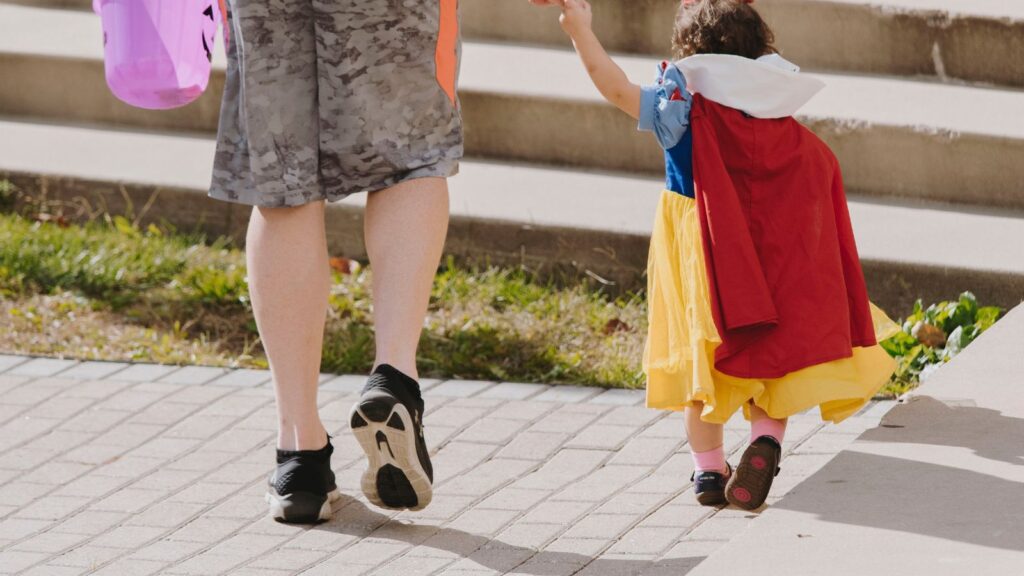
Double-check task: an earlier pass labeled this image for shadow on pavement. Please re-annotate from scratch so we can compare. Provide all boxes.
[860,396,1024,466]
[312,496,708,575]
[773,395,1024,552]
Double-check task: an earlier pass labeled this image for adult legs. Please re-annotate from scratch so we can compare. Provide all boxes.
[348,176,449,511]
[246,174,447,451]
[363,177,450,379]
[246,201,330,451]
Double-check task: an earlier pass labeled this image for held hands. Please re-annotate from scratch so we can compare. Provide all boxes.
[557,0,593,38]
[524,0,592,38]
[541,0,640,120]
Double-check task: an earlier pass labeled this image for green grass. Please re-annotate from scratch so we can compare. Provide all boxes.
[0,214,191,306]
[316,263,646,386]
[0,211,1003,395]
[0,212,644,387]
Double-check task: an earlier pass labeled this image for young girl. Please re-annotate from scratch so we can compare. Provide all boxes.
[556,0,898,510]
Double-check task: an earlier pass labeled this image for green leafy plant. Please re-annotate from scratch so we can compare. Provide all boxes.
[880,292,1002,396]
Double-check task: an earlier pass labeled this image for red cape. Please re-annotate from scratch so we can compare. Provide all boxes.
[690,94,877,379]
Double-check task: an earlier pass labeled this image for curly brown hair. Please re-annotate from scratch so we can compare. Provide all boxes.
[672,0,777,60]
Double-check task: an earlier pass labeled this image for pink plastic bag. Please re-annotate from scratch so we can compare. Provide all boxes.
[94,0,224,110]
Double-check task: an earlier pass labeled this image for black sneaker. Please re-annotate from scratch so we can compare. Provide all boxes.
[691,463,732,507]
[726,435,782,510]
[349,364,433,511]
[265,435,340,524]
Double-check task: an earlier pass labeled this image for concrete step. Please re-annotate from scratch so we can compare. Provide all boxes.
[2,5,1023,213]
[464,0,1024,89]
[8,0,1024,87]
[2,118,1022,314]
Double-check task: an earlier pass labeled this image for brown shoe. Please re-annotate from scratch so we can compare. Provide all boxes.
[725,436,781,510]
[691,463,733,507]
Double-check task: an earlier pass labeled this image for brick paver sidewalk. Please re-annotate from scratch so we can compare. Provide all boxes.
[0,355,891,575]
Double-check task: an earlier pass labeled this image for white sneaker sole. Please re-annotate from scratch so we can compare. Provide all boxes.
[350,401,433,511]
[265,487,341,523]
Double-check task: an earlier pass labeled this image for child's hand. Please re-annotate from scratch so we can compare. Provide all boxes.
[559,0,593,39]
[556,0,640,119]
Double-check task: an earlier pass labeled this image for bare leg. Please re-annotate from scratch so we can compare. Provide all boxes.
[364,177,450,379]
[685,402,725,453]
[749,402,788,443]
[349,178,448,512]
[686,402,728,479]
[247,202,330,451]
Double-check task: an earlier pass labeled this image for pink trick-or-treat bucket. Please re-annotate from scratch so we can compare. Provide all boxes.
[94,0,225,110]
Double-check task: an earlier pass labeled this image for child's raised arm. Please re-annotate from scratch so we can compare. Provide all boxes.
[557,0,641,120]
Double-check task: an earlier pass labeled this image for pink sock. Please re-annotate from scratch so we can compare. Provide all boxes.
[692,446,726,473]
[751,417,787,445]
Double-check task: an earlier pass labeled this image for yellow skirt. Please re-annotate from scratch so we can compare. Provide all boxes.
[644,191,899,424]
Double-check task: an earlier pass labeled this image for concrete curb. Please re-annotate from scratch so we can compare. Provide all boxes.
[688,304,1024,575]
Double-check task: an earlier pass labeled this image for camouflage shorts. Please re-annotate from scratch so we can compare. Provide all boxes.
[209,0,464,207]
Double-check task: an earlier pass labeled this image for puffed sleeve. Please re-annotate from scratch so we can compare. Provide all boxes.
[638,62,692,150]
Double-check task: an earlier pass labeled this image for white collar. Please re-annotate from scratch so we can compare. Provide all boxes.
[674,53,825,119]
